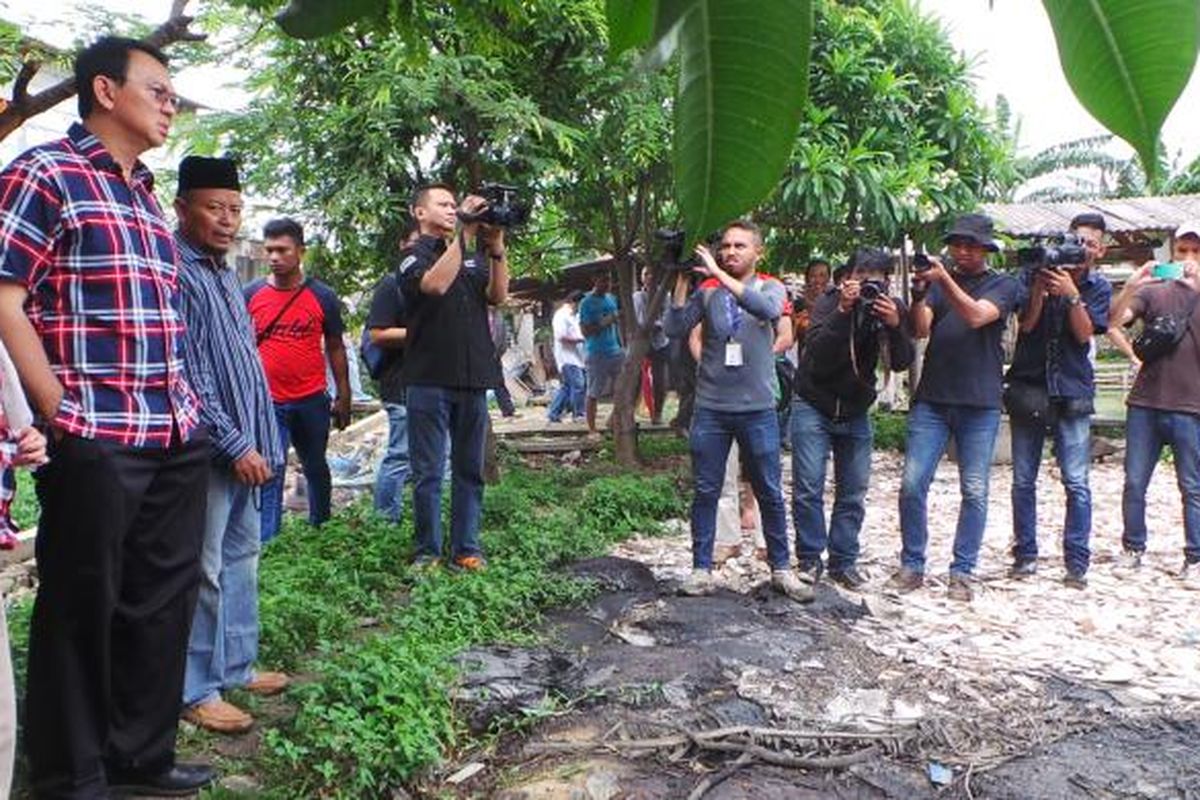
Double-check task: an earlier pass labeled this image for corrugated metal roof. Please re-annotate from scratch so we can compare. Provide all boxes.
[982,194,1200,237]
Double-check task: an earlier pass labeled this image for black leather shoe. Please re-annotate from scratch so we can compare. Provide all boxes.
[1008,559,1037,579]
[109,763,216,797]
[828,566,868,590]
[1063,569,1088,590]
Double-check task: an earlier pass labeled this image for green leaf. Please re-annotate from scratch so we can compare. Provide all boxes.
[673,0,813,239]
[274,0,380,39]
[1042,0,1200,188]
[605,0,657,55]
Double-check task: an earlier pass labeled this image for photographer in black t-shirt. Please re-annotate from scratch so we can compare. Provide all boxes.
[887,214,1021,602]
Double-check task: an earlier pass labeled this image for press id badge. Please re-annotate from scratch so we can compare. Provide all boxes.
[725,341,744,367]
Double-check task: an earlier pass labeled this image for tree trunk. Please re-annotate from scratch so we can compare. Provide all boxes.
[610,257,673,466]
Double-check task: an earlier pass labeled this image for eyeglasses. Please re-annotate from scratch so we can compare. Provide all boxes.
[142,82,180,110]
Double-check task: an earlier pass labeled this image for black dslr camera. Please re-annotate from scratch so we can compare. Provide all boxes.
[456,182,530,228]
[858,279,887,305]
[654,228,702,271]
[1017,232,1088,272]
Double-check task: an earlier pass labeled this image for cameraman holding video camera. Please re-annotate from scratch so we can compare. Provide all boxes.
[400,182,511,573]
[1005,213,1112,589]
[888,213,1021,601]
[1110,221,1200,586]
[792,248,914,589]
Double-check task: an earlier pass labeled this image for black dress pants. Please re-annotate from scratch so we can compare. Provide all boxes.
[26,432,209,799]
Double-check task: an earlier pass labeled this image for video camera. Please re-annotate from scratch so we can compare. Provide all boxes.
[654,228,703,271]
[1017,232,1088,271]
[456,182,530,228]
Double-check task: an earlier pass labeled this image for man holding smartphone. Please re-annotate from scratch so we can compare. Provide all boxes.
[1110,221,1200,586]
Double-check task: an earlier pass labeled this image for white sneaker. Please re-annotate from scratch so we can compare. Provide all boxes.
[679,569,715,596]
[1114,550,1143,574]
[771,569,815,603]
[1179,561,1200,591]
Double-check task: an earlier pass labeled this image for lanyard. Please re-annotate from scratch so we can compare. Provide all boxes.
[723,291,742,340]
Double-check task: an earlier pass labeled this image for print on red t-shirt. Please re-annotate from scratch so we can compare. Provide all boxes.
[244,280,345,403]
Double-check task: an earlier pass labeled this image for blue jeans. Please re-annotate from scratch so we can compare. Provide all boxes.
[184,467,261,707]
[689,406,789,570]
[260,391,332,541]
[407,385,488,560]
[373,402,410,522]
[1011,412,1092,573]
[1122,406,1200,561]
[790,398,872,572]
[548,364,586,421]
[899,401,1001,576]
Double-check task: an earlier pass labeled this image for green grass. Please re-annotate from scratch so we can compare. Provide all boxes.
[10,470,37,531]
[236,447,686,797]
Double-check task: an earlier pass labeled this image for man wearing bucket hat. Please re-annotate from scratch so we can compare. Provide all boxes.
[887,213,1021,601]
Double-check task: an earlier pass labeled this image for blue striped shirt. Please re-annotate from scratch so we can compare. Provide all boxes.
[176,235,283,468]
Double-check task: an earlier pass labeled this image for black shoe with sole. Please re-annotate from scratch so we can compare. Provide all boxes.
[1008,559,1037,579]
[1063,569,1088,590]
[828,566,867,590]
[109,763,216,797]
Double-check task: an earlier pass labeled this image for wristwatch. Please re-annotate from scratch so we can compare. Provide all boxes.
[1065,294,1081,307]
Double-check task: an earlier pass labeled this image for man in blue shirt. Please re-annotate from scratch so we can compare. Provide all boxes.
[175,157,290,734]
[578,272,624,436]
[888,214,1021,602]
[1005,213,1111,589]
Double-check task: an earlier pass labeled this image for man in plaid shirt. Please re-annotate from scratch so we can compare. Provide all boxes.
[0,37,214,799]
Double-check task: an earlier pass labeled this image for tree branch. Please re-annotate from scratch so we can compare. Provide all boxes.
[12,60,39,104]
[0,6,207,142]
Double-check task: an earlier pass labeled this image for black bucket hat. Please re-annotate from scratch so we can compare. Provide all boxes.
[943,213,1000,252]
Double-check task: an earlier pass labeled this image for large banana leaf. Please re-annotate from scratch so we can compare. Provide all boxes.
[605,0,656,55]
[672,0,813,239]
[1042,0,1199,187]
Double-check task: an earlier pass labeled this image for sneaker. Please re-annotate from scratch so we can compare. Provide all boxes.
[410,554,442,573]
[947,573,973,602]
[450,554,487,573]
[771,569,815,603]
[1008,559,1038,580]
[883,566,924,594]
[797,560,824,585]
[679,568,715,596]
[182,698,253,734]
[1114,550,1143,573]
[1178,560,1200,591]
[828,566,868,590]
[1063,569,1089,590]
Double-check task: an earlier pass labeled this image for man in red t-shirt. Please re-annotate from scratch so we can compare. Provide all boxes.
[244,218,350,540]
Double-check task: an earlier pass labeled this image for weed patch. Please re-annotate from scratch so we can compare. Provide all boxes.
[252,456,686,797]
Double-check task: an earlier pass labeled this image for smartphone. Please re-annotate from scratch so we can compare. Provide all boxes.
[1153,262,1183,280]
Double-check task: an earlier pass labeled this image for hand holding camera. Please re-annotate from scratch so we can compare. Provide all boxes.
[911,254,947,300]
[1042,267,1079,301]
[693,243,722,278]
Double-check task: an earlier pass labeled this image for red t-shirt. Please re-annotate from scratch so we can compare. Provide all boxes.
[244,278,345,403]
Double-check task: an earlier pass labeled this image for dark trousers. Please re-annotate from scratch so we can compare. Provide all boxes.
[27,432,210,799]
[260,391,331,541]
[671,341,697,431]
[646,346,670,423]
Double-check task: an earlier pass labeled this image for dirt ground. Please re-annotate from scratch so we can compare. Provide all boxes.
[425,446,1200,799]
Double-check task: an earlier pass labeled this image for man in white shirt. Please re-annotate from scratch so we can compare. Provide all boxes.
[548,290,587,422]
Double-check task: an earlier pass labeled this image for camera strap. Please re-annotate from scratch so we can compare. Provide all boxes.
[256,278,311,346]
